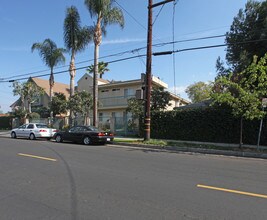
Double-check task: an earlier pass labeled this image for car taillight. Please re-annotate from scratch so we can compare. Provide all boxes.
[98,132,105,136]
[53,129,58,132]
[39,130,46,132]
[109,133,114,136]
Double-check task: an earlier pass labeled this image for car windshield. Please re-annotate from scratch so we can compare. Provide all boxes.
[86,126,99,131]
[36,124,48,128]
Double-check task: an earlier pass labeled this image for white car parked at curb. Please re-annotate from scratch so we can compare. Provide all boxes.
[11,123,58,140]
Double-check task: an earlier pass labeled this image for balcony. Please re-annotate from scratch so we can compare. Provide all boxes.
[99,95,135,108]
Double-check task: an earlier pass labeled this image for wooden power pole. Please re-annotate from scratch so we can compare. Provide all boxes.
[144,0,175,141]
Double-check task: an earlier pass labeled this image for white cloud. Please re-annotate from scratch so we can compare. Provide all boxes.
[102,38,146,45]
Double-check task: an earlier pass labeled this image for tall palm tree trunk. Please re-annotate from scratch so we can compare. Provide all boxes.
[49,69,55,125]
[93,21,102,127]
[69,53,76,126]
[93,43,99,127]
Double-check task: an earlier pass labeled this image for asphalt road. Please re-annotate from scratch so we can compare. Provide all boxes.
[0,137,266,220]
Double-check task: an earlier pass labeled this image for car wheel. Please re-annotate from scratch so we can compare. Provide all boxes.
[11,132,17,138]
[29,133,35,140]
[55,135,63,143]
[83,136,91,145]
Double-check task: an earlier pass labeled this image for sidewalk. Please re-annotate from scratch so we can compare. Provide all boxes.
[0,131,10,137]
[113,137,267,160]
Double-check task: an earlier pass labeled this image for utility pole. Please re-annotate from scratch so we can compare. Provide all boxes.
[144,0,153,141]
[144,0,175,141]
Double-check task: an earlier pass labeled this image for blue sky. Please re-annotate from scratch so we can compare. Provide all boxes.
[0,0,249,113]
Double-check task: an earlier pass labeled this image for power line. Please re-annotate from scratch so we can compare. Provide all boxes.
[0,34,227,81]
[0,54,147,83]
[153,4,165,25]
[153,38,267,56]
[114,0,164,43]
[3,38,267,83]
[114,0,147,30]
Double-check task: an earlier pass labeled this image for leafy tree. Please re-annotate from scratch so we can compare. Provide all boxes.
[185,81,213,103]
[29,112,40,120]
[12,107,27,120]
[12,81,27,112]
[12,81,44,114]
[224,0,267,73]
[151,87,171,112]
[212,54,267,147]
[127,87,172,135]
[216,57,231,78]
[50,93,68,117]
[32,106,50,118]
[68,91,93,125]
[84,0,124,127]
[126,98,144,121]
[31,39,66,121]
[87,61,110,79]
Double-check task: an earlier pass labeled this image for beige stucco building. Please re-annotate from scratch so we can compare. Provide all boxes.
[11,74,189,134]
[77,73,189,134]
[10,77,70,112]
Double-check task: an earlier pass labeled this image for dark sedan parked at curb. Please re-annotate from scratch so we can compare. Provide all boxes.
[53,125,114,145]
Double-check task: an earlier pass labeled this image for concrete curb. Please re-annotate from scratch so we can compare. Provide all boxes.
[111,142,267,160]
[0,132,10,138]
[2,132,267,159]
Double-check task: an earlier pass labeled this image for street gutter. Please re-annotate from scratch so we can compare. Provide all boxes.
[1,131,267,159]
[110,142,267,160]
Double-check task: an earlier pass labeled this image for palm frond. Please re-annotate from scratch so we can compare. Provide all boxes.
[31,38,65,69]
[64,6,93,53]
[103,7,124,28]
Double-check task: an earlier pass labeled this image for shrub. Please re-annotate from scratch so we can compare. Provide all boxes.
[151,107,266,145]
[0,117,13,130]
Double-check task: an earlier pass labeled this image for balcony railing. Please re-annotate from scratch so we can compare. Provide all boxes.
[99,95,135,108]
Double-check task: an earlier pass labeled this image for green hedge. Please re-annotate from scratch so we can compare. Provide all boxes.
[151,107,267,145]
[0,117,13,130]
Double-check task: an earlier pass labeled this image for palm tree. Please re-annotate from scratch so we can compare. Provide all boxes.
[86,61,109,79]
[64,6,94,97]
[31,39,65,123]
[64,6,93,125]
[84,0,124,127]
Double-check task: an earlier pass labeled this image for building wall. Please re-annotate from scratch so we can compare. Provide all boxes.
[77,74,94,94]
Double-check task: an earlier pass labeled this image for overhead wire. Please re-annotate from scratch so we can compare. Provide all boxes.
[0,34,227,81]
[152,4,165,26]
[2,37,267,83]
[114,0,164,43]
[114,0,147,31]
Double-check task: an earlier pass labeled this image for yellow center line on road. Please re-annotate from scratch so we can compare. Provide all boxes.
[18,153,57,162]
[197,184,267,199]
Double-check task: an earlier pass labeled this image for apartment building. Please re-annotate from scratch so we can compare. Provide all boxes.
[77,73,189,134]
[11,74,189,134]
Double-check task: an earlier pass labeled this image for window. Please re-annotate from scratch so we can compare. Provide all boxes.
[124,88,135,98]
[101,90,109,93]
[78,127,87,132]
[99,113,103,122]
[112,88,120,92]
[36,124,48,128]
[69,127,80,132]
[27,124,34,129]
[19,125,27,129]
